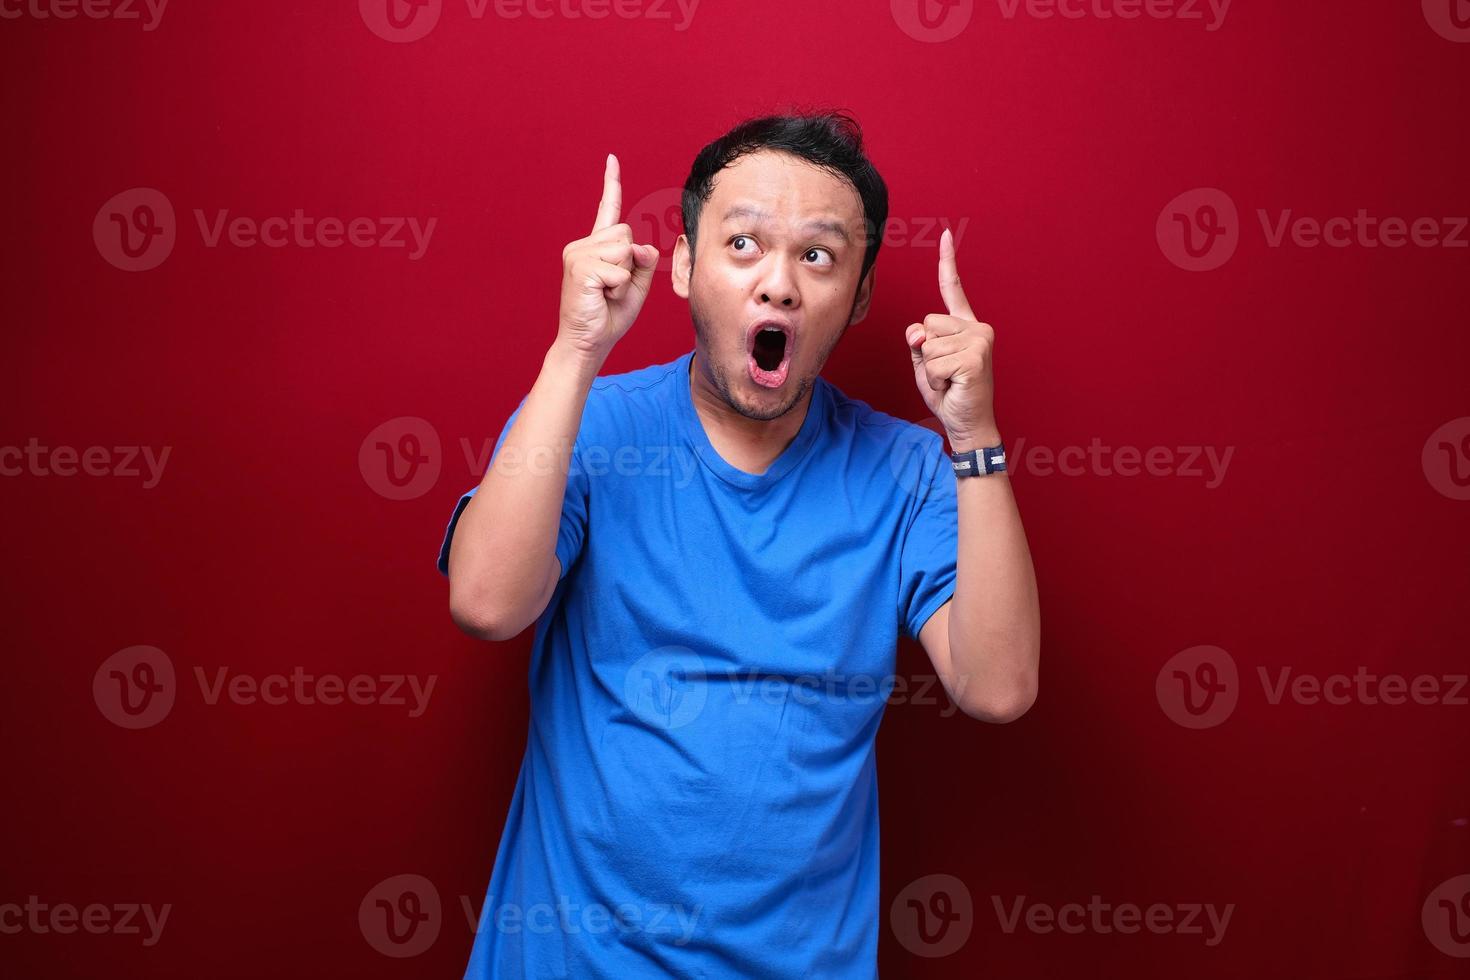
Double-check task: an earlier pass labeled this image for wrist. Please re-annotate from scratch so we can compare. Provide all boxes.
[545,336,608,385]
[946,429,1002,455]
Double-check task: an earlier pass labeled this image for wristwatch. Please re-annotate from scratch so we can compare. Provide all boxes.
[950,444,1007,478]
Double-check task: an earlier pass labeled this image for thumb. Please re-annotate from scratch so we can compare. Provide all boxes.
[905,323,925,370]
[627,243,659,299]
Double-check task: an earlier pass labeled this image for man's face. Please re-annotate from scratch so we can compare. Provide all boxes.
[673,150,874,421]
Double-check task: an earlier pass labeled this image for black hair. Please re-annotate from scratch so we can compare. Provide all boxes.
[681,111,890,281]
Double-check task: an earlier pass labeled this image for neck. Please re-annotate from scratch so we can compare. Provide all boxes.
[688,350,812,475]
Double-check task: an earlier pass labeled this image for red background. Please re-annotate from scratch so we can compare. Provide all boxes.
[5,0,1469,976]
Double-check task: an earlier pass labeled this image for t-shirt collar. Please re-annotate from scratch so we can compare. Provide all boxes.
[674,348,826,491]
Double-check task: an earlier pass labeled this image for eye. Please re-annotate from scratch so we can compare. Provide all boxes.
[730,235,759,255]
[803,247,834,267]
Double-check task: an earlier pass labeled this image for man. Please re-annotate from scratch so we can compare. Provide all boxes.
[439,113,1040,978]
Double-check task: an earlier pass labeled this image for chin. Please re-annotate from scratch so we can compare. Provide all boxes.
[729,370,807,421]
[691,301,810,421]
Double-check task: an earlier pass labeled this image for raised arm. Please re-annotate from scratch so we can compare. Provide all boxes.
[447,154,660,640]
[906,228,1041,721]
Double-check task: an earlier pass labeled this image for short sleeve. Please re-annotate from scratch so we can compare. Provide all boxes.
[897,432,959,640]
[435,396,591,582]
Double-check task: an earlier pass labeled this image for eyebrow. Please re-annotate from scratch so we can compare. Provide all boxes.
[720,205,853,245]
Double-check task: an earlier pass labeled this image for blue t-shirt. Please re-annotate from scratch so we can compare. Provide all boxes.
[437,348,958,978]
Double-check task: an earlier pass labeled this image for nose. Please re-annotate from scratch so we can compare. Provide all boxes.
[755,254,800,309]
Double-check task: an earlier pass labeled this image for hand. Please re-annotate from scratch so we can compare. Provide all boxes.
[556,154,660,361]
[904,227,999,453]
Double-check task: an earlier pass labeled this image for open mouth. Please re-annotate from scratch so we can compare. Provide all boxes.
[747,322,792,389]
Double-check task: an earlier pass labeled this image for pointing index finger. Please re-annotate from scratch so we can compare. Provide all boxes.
[593,153,622,233]
[937,227,975,320]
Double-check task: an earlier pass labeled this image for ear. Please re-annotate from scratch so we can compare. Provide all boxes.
[847,266,875,326]
[671,234,693,299]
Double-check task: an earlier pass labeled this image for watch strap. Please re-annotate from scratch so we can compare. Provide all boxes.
[950,444,1007,477]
